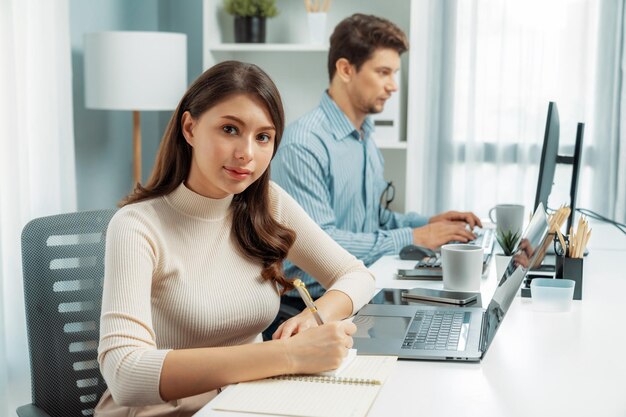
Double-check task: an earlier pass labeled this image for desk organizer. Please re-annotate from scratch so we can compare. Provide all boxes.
[520,280,532,298]
[555,256,583,300]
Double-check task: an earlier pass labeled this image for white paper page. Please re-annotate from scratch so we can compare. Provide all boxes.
[318,348,357,376]
[211,356,397,417]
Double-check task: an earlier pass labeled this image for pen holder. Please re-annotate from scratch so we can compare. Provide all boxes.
[555,256,583,300]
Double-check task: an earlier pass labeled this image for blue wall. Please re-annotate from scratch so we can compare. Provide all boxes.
[70,0,203,210]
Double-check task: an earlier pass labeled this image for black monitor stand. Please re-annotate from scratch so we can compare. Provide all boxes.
[522,123,585,297]
[558,122,584,233]
[543,121,585,255]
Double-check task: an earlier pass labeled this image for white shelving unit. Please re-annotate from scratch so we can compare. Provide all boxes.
[203,0,413,211]
[377,141,408,150]
[209,43,328,52]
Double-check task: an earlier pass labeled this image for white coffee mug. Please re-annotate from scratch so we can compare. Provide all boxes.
[488,204,524,236]
[441,244,484,292]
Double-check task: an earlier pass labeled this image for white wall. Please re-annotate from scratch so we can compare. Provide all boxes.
[70,0,203,210]
[70,0,408,213]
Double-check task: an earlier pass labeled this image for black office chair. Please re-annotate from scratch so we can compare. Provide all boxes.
[262,301,302,341]
[17,210,116,417]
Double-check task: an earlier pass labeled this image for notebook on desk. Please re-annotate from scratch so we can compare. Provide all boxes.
[211,355,397,417]
[354,203,550,361]
[397,227,496,279]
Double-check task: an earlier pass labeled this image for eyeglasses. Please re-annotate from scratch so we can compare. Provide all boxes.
[379,181,395,226]
[553,232,569,257]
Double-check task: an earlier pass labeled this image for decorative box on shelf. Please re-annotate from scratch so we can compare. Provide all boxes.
[372,70,401,147]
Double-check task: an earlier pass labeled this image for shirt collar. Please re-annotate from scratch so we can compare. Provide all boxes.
[320,91,375,142]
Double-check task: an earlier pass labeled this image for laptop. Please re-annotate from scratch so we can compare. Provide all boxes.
[397,228,496,279]
[353,203,550,361]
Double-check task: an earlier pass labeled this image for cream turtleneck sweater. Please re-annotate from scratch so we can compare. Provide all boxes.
[95,181,375,417]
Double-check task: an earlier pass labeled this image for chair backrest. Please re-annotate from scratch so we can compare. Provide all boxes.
[21,209,116,417]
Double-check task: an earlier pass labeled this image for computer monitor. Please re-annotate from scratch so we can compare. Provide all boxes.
[534,102,559,216]
[533,101,584,233]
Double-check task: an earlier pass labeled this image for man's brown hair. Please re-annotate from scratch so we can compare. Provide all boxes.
[328,13,409,81]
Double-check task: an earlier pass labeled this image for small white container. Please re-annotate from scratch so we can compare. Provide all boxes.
[531,278,575,312]
[307,12,327,44]
[495,254,512,279]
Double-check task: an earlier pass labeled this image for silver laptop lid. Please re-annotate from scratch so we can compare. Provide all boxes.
[481,202,550,353]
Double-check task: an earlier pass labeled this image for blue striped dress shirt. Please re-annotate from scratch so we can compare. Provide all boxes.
[272,92,429,297]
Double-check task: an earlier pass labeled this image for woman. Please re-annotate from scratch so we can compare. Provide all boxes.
[95,60,375,417]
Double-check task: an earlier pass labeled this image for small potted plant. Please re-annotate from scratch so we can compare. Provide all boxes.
[495,229,520,278]
[224,0,279,43]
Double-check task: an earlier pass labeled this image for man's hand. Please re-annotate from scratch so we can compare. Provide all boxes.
[429,210,482,229]
[513,238,535,268]
[412,221,477,250]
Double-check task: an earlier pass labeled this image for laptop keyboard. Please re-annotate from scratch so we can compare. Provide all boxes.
[416,228,495,269]
[402,311,470,351]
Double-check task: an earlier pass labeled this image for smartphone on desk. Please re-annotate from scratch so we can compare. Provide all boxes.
[401,288,478,305]
[396,268,443,280]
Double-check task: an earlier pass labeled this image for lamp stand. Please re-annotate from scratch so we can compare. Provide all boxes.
[132,110,142,185]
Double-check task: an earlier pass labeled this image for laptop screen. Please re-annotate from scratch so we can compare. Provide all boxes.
[481,203,550,353]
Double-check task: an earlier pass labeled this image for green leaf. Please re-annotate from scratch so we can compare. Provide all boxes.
[496,229,520,256]
[224,0,279,17]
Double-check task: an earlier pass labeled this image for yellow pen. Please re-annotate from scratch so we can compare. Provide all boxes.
[292,279,325,325]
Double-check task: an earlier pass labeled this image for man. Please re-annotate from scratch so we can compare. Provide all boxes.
[272,13,481,308]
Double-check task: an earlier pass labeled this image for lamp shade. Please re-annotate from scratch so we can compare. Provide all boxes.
[84,31,187,111]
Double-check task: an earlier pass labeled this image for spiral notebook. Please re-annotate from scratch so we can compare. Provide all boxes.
[211,355,397,417]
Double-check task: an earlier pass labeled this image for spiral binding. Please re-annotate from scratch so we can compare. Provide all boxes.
[271,375,381,385]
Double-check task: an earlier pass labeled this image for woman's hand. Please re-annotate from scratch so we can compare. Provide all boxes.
[273,310,319,339]
[281,321,356,374]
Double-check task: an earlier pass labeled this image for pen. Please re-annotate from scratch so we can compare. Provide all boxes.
[292,279,325,325]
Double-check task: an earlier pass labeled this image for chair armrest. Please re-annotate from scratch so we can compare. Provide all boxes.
[16,404,52,417]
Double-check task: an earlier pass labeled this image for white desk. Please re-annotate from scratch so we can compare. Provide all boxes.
[584,221,626,251]
[196,226,626,417]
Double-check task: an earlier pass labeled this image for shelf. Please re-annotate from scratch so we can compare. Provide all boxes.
[204,0,414,213]
[209,43,329,52]
[376,141,407,150]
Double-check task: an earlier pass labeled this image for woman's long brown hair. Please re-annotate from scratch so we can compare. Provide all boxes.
[121,61,296,293]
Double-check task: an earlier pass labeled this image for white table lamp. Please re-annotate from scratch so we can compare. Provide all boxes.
[84,31,187,185]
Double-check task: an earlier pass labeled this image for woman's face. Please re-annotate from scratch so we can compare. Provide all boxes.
[182,93,276,199]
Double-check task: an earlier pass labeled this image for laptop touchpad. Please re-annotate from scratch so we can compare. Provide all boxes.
[354,315,412,339]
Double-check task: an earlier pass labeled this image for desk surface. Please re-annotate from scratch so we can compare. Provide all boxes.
[196,224,626,417]
[583,221,626,251]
